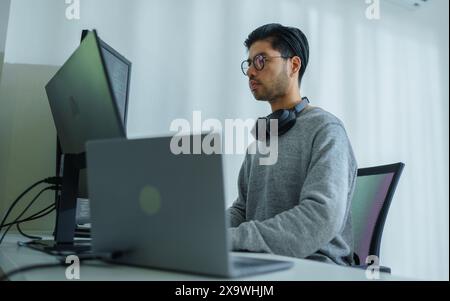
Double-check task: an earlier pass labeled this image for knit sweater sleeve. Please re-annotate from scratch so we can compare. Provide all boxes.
[229,123,357,258]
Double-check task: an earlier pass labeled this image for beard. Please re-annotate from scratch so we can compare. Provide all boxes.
[252,68,290,103]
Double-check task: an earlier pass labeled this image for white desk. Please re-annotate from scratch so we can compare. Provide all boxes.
[0,234,411,281]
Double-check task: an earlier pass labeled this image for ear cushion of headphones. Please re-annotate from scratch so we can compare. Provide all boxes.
[252,98,309,141]
[274,109,297,136]
[277,110,297,136]
[252,109,297,141]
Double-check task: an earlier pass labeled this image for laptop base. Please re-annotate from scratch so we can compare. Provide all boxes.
[231,256,294,278]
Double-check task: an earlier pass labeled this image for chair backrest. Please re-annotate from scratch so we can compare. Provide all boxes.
[351,163,405,265]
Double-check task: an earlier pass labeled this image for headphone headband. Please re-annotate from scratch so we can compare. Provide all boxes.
[293,97,310,115]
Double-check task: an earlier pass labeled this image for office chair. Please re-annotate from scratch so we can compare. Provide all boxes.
[351,163,405,274]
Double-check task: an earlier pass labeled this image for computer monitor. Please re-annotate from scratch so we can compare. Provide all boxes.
[70,31,132,207]
[47,31,128,154]
[25,30,131,253]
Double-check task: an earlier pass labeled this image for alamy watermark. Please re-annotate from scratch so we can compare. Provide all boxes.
[65,0,80,20]
[365,0,381,20]
[65,255,80,280]
[169,111,279,166]
[365,255,381,280]
[63,254,383,280]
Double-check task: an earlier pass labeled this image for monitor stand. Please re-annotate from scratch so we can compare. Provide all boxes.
[21,153,92,255]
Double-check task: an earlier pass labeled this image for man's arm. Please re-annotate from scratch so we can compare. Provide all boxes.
[226,157,249,228]
[230,123,357,258]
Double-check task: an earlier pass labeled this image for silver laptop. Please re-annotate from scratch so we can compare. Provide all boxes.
[86,135,294,278]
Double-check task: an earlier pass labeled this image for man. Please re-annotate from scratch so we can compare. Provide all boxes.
[227,24,358,266]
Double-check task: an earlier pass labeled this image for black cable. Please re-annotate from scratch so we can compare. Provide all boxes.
[0,179,47,232]
[0,186,54,231]
[15,204,56,240]
[2,204,56,227]
[14,200,57,241]
[0,187,56,230]
[0,252,124,281]
[16,223,42,240]
[0,186,57,245]
[0,263,65,281]
[0,186,55,242]
[17,204,56,224]
[0,177,61,233]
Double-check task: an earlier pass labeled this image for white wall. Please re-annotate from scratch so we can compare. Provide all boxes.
[0,0,11,80]
[0,0,10,50]
[0,0,448,280]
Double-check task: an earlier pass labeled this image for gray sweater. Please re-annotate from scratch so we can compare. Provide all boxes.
[227,106,357,266]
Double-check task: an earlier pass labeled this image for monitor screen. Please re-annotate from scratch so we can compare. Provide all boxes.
[46,30,128,155]
[99,39,131,127]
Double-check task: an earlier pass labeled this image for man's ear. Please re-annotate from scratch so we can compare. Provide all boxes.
[291,56,302,77]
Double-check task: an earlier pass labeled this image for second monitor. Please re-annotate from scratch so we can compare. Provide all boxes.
[25,29,131,253]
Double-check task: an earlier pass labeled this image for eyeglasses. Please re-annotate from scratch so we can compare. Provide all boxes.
[241,54,290,76]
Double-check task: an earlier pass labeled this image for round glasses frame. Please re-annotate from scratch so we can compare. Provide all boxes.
[241,54,290,76]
